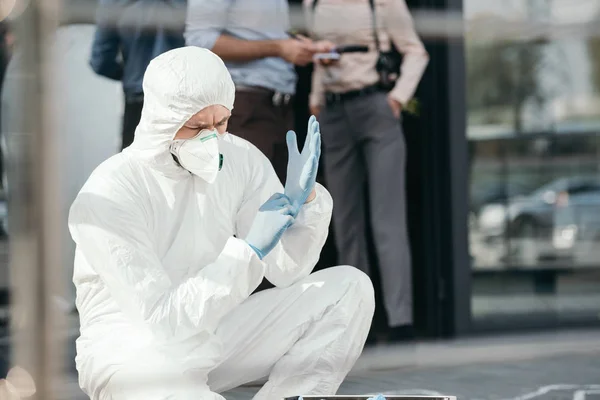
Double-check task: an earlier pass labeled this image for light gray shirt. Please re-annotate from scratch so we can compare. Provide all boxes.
[185,0,297,95]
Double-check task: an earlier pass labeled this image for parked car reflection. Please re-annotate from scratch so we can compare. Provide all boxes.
[474,176,600,267]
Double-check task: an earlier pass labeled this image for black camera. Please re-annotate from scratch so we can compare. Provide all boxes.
[375,50,402,92]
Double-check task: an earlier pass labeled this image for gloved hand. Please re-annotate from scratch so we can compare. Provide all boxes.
[284,115,322,216]
[244,193,296,260]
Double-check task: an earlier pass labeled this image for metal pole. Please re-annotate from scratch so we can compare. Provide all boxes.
[9,0,64,398]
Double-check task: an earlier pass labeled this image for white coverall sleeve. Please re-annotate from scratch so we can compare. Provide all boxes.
[69,181,265,341]
[236,149,333,288]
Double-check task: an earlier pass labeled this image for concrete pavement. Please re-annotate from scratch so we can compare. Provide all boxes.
[55,329,600,400]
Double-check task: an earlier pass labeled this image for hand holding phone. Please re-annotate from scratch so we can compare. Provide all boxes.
[313,51,340,66]
[312,43,370,64]
[313,52,340,61]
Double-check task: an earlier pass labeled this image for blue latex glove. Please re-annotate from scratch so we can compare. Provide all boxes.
[367,395,387,400]
[244,193,296,260]
[284,115,322,215]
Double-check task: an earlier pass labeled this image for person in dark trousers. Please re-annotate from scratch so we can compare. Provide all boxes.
[307,0,429,343]
[90,0,186,150]
[185,0,333,183]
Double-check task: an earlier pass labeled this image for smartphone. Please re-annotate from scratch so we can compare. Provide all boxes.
[313,52,341,61]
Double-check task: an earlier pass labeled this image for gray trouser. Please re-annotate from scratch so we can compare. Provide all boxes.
[320,91,412,326]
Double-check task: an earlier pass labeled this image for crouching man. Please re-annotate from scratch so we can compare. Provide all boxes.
[69,46,375,400]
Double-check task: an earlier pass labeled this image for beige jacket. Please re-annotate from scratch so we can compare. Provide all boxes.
[305,0,429,108]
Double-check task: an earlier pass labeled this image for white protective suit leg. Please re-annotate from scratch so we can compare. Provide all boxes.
[208,266,375,399]
[101,361,225,400]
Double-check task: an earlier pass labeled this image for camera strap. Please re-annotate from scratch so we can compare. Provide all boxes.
[368,0,383,53]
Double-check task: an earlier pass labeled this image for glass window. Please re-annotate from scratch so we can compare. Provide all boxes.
[465,0,600,323]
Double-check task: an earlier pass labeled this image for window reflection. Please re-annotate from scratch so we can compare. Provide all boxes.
[465,0,600,322]
[466,0,600,138]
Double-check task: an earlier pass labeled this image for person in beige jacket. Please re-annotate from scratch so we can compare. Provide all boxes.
[306,0,428,343]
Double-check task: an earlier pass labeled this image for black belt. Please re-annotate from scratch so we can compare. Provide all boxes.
[235,85,293,107]
[325,84,381,105]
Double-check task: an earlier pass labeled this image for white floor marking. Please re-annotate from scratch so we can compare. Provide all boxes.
[499,385,600,400]
[574,390,600,400]
[360,385,600,400]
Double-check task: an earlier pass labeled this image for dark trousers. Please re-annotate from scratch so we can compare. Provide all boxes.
[121,96,144,150]
[227,90,294,183]
[320,91,413,327]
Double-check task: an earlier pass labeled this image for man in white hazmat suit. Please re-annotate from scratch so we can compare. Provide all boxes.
[68,46,375,400]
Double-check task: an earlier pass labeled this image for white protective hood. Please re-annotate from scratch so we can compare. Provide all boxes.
[126,46,235,174]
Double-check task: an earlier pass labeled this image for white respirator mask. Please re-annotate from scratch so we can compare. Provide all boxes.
[169,129,224,183]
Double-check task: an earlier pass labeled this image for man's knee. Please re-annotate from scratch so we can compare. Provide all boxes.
[316,266,375,313]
